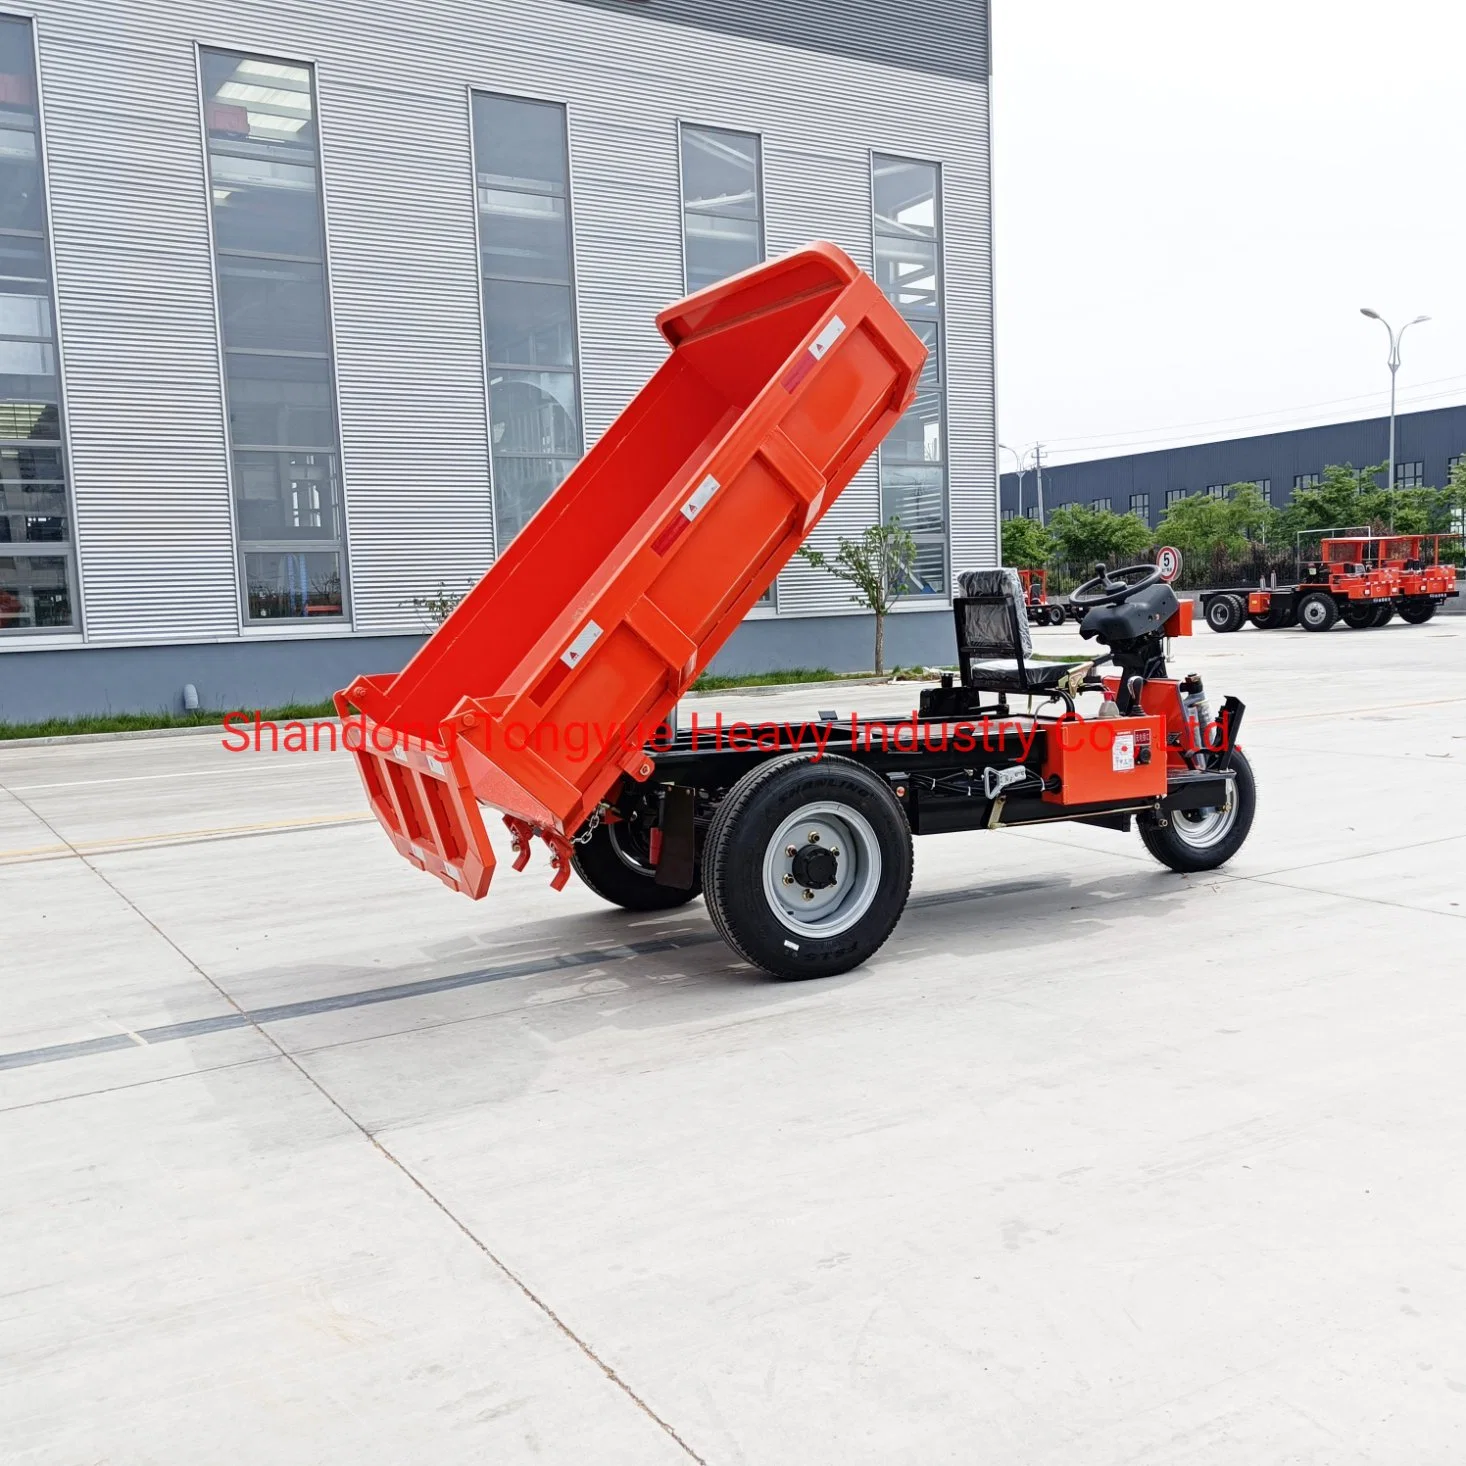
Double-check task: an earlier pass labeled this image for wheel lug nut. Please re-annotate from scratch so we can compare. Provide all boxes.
[807,831,820,843]
[801,889,814,900]
[782,873,795,885]
[785,844,798,857]
[829,847,840,858]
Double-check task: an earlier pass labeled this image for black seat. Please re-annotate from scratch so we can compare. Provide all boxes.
[953,569,1092,697]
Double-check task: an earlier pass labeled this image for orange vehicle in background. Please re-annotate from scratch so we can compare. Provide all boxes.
[1017,568,1068,626]
[1200,532,1460,632]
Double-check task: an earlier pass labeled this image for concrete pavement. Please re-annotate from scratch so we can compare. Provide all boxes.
[3,617,1465,1463]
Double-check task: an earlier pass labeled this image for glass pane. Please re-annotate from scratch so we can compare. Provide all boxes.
[218,257,327,351]
[243,549,344,621]
[478,190,570,281]
[0,553,72,628]
[491,456,579,544]
[488,371,581,456]
[0,233,47,283]
[234,450,342,541]
[873,157,938,239]
[202,52,316,148]
[680,127,759,217]
[0,380,57,436]
[472,95,567,195]
[0,340,51,374]
[0,443,63,486]
[0,16,39,93]
[875,236,939,313]
[225,353,335,447]
[684,215,761,291]
[209,153,323,257]
[898,538,946,596]
[0,145,43,233]
[881,464,946,534]
[880,385,944,466]
[483,279,575,367]
[0,288,49,338]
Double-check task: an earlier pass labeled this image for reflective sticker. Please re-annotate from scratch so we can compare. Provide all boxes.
[681,474,721,522]
[810,315,846,359]
[443,865,461,883]
[1113,733,1136,772]
[426,756,446,777]
[562,621,602,667]
[783,939,800,951]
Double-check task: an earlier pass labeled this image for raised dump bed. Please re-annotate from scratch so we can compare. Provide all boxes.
[339,242,926,899]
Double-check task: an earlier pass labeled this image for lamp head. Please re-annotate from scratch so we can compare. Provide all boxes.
[1360,308,1381,320]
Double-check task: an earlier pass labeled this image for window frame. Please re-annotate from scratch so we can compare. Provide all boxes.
[1129,492,1149,522]
[1394,460,1425,489]
[198,42,351,630]
[469,86,585,559]
[0,11,84,639]
[676,118,766,296]
[870,149,949,600]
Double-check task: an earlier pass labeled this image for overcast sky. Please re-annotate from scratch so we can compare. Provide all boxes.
[990,0,1465,467]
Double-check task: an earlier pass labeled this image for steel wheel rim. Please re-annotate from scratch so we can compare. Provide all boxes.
[1301,599,1328,627]
[762,801,882,938]
[1170,790,1239,848]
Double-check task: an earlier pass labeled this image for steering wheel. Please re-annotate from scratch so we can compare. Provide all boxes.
[1067,561,1165,610]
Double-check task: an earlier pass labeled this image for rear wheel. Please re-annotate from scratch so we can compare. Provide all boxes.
[1399,598,1436,624]
[1045,604,1065,627]
[1250,605,1292,629]
[1371,604,1395,628]
[1205,594,1246,633]
[571,814,701,911]
[1139,750,1256,873]
[1340,601,1377,629]
[1297,591,1338,632]
[702,754,912,980]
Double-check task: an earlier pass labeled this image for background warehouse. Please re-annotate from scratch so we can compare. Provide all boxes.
[0,0,997,722]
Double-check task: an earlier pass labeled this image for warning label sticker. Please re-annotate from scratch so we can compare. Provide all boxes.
[1113,733,1136,772]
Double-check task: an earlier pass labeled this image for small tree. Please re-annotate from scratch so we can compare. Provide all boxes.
[1157,482,1274,562]
[1001,515,1054,568]
[404,581,471,629]
[797,516,919,676]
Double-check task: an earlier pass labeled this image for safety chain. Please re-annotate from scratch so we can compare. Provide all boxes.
[572,809,603,845]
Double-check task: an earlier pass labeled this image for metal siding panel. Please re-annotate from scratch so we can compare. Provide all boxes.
[27,0,995,642]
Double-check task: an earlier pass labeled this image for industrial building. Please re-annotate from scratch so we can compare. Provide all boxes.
[1000,403,1466,526]
[0,0,996,722]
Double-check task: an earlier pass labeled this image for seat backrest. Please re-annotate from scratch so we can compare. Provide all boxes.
[955,567,1033,659]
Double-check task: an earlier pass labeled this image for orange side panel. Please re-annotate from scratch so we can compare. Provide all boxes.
[1041,715,1168,806]
[1165,600,1194,635]
[339,242,926,899]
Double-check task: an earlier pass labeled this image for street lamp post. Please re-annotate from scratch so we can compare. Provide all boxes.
[1360,308,1430,503]
[999,442,1028,521]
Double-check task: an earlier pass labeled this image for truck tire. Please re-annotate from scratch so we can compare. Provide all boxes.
[1139,749,1256,874]
[1204,594,1246,633]
[1340,601,1376,629]
[1250,606,1292,629]
[1399,598,1437,624]
[1297,591,1338,632]
[571,815,701,911]
[702,753,913,980]
[1371,604,1395,628]
[1045,604,1065,627]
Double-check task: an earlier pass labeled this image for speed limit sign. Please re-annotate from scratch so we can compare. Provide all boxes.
[1156,546,1182,582]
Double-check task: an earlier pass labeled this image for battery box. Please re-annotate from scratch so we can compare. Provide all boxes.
[1041,715,1168,806]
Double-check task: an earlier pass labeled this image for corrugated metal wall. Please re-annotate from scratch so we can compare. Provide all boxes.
[26,0,995,648]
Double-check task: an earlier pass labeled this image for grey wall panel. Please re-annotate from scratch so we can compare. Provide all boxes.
[35,26,238,644]
[559,0,989,84]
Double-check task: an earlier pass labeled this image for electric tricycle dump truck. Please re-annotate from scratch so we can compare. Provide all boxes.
[339,244,1256,980]
[1017,568,1067,626]
[1199,532,1460,633]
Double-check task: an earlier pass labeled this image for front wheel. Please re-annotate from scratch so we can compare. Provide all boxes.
[1399,598,1437,624]
[571,815,701,911]
[1139,749,1257,874]
[702,754,913,980]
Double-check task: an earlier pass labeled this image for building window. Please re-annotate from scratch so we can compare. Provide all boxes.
[0,17,77,633]
[1001,508,1015,521]
[873,154,946,594]
[1024,504,1039,521]
[1091,497,1111,512]
[1395,461,1424,489]
[1294,472,1320,491]
[202,50,346,624]
[680,124,763,292]
[1205,484,1225,499]
[1448,454,1462,479]
[1166,488,1186,506]
[1129,492,1149,521]
[472,93,583,549]
[1252,479,1272,504]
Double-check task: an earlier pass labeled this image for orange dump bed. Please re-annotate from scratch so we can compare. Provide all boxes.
[338,242,926,898]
